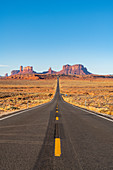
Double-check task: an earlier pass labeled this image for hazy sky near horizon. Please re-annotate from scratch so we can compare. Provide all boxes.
[0,0,113,75]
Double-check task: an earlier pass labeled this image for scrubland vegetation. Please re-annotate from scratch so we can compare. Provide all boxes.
[1,78,113,117]
[60,79,113,115]
[0,79,56,116]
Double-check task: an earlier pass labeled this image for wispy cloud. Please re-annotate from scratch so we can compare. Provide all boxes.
[0,65,9,67]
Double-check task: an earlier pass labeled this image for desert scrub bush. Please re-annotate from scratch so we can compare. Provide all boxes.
[48,93,53,97]
[10,106,20,110]
[108,105,113,115]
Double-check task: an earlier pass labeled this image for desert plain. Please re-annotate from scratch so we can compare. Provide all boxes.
[0,79,56,116]
[60,78,113,115]
[0,77,113,117]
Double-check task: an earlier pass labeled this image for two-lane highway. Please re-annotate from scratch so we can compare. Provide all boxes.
[0,78,113,170]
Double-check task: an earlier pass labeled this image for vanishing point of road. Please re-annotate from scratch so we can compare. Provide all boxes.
[0,78,113,170]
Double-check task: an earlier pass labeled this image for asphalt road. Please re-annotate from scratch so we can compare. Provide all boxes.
[0,78,113,170]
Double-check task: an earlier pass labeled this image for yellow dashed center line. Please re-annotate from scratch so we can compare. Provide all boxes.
[55,138,61,157]
[56,117,59,120]
[56,111,58,113]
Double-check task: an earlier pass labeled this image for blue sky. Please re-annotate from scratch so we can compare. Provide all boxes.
[0,0,113,75]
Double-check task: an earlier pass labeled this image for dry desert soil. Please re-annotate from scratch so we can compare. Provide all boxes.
[0,79,57,116]
[60,78,113,115]
[0,78,113,116]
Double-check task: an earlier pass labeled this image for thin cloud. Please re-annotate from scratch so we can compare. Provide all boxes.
[0,65,9,67]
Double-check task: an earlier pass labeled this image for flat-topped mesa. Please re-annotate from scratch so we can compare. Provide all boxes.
[62,64,71,74]
[57,64,91,75]
[23,66,33,73]
[11,66,36,75]
[71,64,91,75]
[10,64,91,76]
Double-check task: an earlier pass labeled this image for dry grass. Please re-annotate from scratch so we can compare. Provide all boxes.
[60,79,113,115]
[0,79,56,116]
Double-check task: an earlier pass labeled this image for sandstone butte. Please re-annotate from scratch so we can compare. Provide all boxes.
[3,64,113,80]
[2,64,90,80]
[42,64,91,75]
[10,64,91,76]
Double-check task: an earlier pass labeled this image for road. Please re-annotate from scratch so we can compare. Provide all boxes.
[0,78,113,170]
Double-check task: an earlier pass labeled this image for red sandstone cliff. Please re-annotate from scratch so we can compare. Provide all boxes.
[10,64,91,77]
[11,66,36,75]
[44,64,91,75]
[57,64,91,75]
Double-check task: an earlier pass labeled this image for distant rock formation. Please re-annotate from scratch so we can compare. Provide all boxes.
[22,66,33,73]
[11,70,20,75]
[11,66,36,75]
[43,64,91,75]
[57,64,91,75]
[47,67,57,74]
[41,67,57,74]
[5,73,8,77]
[10,64,91,77]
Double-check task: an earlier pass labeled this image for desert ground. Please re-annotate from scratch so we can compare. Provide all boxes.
[0,79,56,116]
[60,78,113,115]
[1,78,113,117]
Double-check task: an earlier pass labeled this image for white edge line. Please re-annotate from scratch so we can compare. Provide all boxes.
[62,99,113,123]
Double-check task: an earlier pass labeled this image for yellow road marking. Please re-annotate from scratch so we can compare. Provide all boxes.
[55,138,61,157]
[56,111,58,113]
[56,117,59,120]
